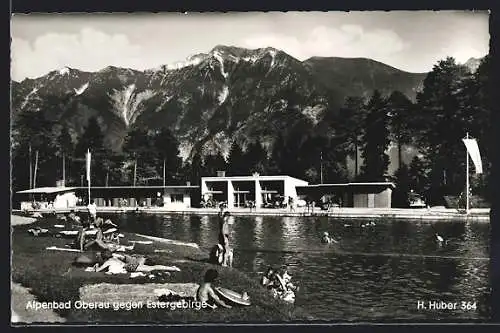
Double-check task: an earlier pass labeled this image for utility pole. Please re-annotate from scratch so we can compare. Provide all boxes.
[163,158,166,187]
[33,150,39,188]
[62,152,66,186]
[29,143,32,189]
[320,151,323,184]
[133,159,137,187]
[354,139,358,179]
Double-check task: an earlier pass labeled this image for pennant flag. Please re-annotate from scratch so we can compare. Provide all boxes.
[462,138,483,174]
[86,149,91,181]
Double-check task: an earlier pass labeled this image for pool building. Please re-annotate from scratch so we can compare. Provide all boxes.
[15,175,395,210]
[16,185,200,210]
[200,172,395,209]
[296,182,395,208]
[201,173,309,209]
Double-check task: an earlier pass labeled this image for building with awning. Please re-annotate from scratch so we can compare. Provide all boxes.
[201,173,309,209]
[296,182,395,208]
[71,185,200,208]
[16,187,78,210]
[15,185,200,210]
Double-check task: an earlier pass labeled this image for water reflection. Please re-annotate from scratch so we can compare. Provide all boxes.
[111,213,490,321]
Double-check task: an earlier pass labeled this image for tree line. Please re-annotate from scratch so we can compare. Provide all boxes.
[11,56,492,206]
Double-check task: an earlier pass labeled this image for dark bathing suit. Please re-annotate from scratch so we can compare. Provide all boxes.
[123,255,142,272]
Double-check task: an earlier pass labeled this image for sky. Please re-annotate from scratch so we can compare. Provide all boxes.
[11,11,490,81]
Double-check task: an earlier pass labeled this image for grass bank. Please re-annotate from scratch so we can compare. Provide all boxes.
[11,217,313,324]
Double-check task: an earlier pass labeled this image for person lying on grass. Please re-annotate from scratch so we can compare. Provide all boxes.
[93,249,181,274]
[196,269,232,309]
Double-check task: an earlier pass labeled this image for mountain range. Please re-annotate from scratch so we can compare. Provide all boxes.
[12,45,433,174]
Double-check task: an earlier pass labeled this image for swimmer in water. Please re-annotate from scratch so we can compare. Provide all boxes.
[321,231,338,244]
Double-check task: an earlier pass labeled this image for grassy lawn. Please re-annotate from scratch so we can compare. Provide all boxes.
[11,217,313,323]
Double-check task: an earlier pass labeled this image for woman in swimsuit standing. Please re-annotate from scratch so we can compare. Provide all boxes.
[218,211,232,267]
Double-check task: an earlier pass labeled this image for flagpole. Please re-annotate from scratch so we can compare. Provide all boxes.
[87,149,91,204]
[466,132,469,215]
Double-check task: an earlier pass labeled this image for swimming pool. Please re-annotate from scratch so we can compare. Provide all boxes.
[109,213,491,322]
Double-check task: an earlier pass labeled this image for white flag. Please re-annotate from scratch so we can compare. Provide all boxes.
[462,138,483,174]
[86,149,91,181]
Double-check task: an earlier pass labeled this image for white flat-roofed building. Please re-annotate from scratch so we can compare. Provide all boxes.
[296,182,396,208]
[16,187,78,210]
[201,173,309,209]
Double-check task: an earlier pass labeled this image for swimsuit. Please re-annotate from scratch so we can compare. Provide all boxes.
[123,255,142,272]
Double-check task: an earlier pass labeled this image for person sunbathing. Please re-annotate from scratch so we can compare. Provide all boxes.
[196,269,232,309]
[93,250,180,273]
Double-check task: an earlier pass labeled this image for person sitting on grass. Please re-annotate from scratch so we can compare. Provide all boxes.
[68,212,81,224]
[196,269,232,309]
[75,221,91,251]
[261,267,277,288]
[274,266,298,293]
[93,250,181,274]
[76,219,109,252]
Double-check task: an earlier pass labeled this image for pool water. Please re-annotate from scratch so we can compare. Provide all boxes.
[109,213,491,322]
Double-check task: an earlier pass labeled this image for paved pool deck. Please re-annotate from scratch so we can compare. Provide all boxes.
[12,206,491,222]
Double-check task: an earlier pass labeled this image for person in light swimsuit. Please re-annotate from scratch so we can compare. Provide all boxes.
[94,250,180,273]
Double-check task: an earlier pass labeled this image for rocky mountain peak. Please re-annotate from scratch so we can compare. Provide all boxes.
[464,57,482,73]
[12,44,428,162]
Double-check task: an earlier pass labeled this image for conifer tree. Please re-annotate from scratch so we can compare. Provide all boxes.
[227,141,246,176]
[360,90,390,181]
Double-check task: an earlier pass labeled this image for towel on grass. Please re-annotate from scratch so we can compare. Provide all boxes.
[79,283,199,304]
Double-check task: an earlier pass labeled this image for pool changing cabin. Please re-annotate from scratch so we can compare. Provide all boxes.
[16,185,200,210]
[296,182,395,208]
[201,174,309,209]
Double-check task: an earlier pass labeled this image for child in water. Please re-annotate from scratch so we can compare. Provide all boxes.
[321,231,338,244]
[196,269,232,309]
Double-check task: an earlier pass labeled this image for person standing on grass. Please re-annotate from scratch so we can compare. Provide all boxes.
[87,199,97,224]
[288,197,295,212]
[218,211,233,267]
